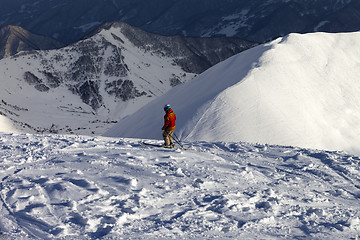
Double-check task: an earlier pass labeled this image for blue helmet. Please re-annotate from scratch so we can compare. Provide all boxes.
[164,104,171,111]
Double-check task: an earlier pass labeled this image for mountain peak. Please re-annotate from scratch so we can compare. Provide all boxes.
[84,21,133,38]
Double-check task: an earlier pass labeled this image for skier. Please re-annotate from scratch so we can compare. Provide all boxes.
[162,104,176,148]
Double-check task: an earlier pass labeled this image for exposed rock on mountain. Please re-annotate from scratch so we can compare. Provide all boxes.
[0,25,63,59]
[0,21,256,135]
[91,22,256,74]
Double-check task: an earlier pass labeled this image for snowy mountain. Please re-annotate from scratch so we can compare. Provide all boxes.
[0,133,359,239]
[0,0,359,44]
[0,25,63,59]
[105,31,360,156]
[0,21,255,135]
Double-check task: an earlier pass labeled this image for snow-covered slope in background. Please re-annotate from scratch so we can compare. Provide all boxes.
[105,32,360,155]
[0,133,359,239]
[0,22,254,135]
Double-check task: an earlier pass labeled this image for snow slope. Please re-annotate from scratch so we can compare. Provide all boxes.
[0,133,359,239]
[105,32,360,155]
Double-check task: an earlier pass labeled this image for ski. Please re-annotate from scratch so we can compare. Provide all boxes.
[140,141,191,150]
[140,142,174,149]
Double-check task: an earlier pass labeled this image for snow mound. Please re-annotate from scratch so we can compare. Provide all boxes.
[0,115,19,133]
[0,133,360,239]
[105,32,360,155]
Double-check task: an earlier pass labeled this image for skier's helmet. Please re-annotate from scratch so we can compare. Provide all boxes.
[164,104,171,111]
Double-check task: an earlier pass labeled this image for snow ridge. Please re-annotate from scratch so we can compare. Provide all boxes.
[106,32,360,155]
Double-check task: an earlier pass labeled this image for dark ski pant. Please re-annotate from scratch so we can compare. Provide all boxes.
[163,129,174,146]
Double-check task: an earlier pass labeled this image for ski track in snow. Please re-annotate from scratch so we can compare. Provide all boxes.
[0,133,359,239]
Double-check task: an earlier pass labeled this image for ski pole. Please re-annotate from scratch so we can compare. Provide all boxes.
[173,133,184,149]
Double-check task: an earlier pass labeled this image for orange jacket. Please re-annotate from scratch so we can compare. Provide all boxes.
[162,109,176,131]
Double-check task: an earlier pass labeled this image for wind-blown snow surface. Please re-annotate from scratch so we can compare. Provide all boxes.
[0,133,360,239]
[105,32,360,155]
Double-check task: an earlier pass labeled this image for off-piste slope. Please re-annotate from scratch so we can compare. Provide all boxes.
[0,133,360,239]
[105,32,360,155]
